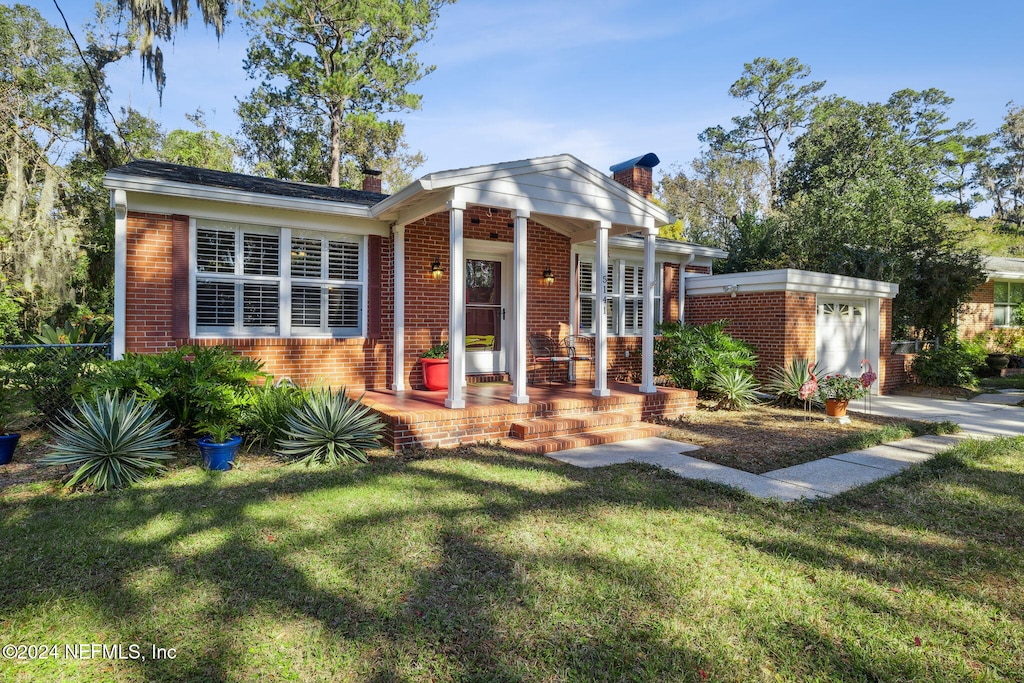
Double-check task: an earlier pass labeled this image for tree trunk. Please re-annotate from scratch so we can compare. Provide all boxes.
[329,104,343,188]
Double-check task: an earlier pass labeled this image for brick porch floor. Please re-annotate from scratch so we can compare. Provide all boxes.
[362,381,697,451]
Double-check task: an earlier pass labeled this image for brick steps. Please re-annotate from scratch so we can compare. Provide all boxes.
[510,411,635,440]
[504,422,666,454]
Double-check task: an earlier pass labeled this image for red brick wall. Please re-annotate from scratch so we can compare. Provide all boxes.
[879,298,911,392]
[684,291,816,382]
[401,207,572,389]
[124,211,387,390]
[959,281,995,339]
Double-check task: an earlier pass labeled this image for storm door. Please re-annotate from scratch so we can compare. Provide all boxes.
[464,258,507,374]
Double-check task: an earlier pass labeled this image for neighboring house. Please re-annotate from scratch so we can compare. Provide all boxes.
[958,256,1024,338]
[103,153,902,449]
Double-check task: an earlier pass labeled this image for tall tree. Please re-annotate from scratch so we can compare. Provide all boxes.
[161,109,237,171]
[771,94,985,339]
[238,0,451,187]
[976,103,1024,230]
[937,133,991,213]
[656,145,763,247]
[704,57,825,208]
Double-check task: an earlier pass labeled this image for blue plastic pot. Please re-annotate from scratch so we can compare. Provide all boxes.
[197,435,242,471]
[0,433,19,465]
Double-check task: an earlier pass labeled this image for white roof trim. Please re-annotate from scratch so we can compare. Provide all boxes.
[685,268,899,299]
[103,172,375,219]
[371,153,674,226]
[987,272,1024,281]
[607,235,727,259]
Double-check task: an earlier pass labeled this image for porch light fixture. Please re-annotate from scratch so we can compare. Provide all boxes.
[431,257,444,280]
[542,267,555,286]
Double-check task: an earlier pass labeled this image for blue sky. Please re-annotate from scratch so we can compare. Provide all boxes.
[35,0,1024,183]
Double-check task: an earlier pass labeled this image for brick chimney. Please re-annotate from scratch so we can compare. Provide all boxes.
[609,153,660,198]
[361,168,383,193]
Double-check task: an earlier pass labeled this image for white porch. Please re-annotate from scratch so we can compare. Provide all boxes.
[371,154,686,409]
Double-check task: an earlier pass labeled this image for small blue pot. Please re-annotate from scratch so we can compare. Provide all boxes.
[197,435,242,471]
[0,433,19,465]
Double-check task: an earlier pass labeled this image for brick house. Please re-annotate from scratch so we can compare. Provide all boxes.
[958,256,1024,338]
[104,153,902,449]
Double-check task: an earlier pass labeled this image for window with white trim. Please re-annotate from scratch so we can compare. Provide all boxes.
[194,221,364,337]
[993,280,1023,326]
[578,259,662,336]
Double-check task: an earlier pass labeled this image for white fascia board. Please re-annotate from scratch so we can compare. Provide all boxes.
[606,235,727,259]
[685,268,900,299]
[987,271,1024,281]
[573,241,717,268]
[373,153,674,226]
[103,173,376,220]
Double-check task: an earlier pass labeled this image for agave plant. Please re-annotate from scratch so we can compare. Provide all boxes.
[276,388,384,466]
[39,392,176,491]
[765,358,823,407]
[709,368,760,411]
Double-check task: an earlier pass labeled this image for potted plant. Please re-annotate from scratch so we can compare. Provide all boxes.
[0,370,25,465]
[816,374,869,419]
[197,421,242,471]
[420,342,449,391]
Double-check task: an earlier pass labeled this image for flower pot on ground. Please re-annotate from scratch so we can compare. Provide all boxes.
[197,423,241,471]
[420,342,449,391]
[825,399,850,418]
[0,433,20,466]
[815,374,869,403]
[986,353,1010,372]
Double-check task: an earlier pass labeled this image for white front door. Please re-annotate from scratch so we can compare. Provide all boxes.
[464,256,508,374]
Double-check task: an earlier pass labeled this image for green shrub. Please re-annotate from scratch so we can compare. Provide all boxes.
[975,328,1024,356]
[765,358,822,407]
[39,391,176,491]
[242,379,307,452]
[276,388,384,466]
[83,345,265,435]
[911,342,980,387]
[709,368,760,411]
[654,320,758,393]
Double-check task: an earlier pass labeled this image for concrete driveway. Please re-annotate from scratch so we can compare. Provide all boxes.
[853,394,1024,438]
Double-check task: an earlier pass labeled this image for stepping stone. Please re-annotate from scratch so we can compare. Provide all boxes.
[660,457,825,501]
[763,458,892,496]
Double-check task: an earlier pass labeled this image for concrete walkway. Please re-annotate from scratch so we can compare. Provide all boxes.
[548,394,1024,501]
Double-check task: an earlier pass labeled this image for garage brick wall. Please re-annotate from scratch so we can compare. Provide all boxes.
[684,291,816,383]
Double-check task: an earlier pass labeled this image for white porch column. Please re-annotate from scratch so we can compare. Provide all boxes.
[593,220,611,397]
[391,224,406,391]
[446,199,466,409]
[640,225,658,394]
[509,209,530,404]
[678,254,694,323]
[112,189,127,360]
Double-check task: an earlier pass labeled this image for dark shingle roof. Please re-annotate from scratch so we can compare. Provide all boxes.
[107,159,389,207]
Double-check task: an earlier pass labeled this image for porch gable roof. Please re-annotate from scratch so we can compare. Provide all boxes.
[370,154,675,236]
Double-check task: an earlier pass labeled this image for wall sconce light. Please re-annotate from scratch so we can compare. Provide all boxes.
[723,284,738,298]
[431,257,444,280]
[542,267,555,286]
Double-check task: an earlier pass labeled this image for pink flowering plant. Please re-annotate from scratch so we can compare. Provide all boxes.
[816,373,869,402]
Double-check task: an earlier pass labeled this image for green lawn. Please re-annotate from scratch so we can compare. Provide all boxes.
[2,438,1023,682]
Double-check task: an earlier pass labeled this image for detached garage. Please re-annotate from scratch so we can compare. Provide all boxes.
[682,269,902,394]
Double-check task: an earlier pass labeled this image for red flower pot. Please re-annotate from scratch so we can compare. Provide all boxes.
[421,358,449,391]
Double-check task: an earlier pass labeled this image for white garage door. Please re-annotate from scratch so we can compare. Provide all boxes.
[816,299,867,377]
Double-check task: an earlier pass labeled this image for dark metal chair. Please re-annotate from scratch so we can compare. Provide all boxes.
[562,335,594,384]
[528,334,571,385]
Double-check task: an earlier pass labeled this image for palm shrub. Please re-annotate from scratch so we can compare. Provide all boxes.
[654,320,758,392]
[276,388,384,466]
[84,345,265,435]
[766,358,822,407]
[709,368,760,411]
[39,391,176,491]
[242,379,307,452]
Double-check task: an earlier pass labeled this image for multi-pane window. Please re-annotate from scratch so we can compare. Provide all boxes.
[993,281,1024,326]
[578,259,662,336]
[194,222,363,337]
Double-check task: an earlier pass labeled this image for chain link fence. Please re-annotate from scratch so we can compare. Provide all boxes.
[0,343,112,429]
